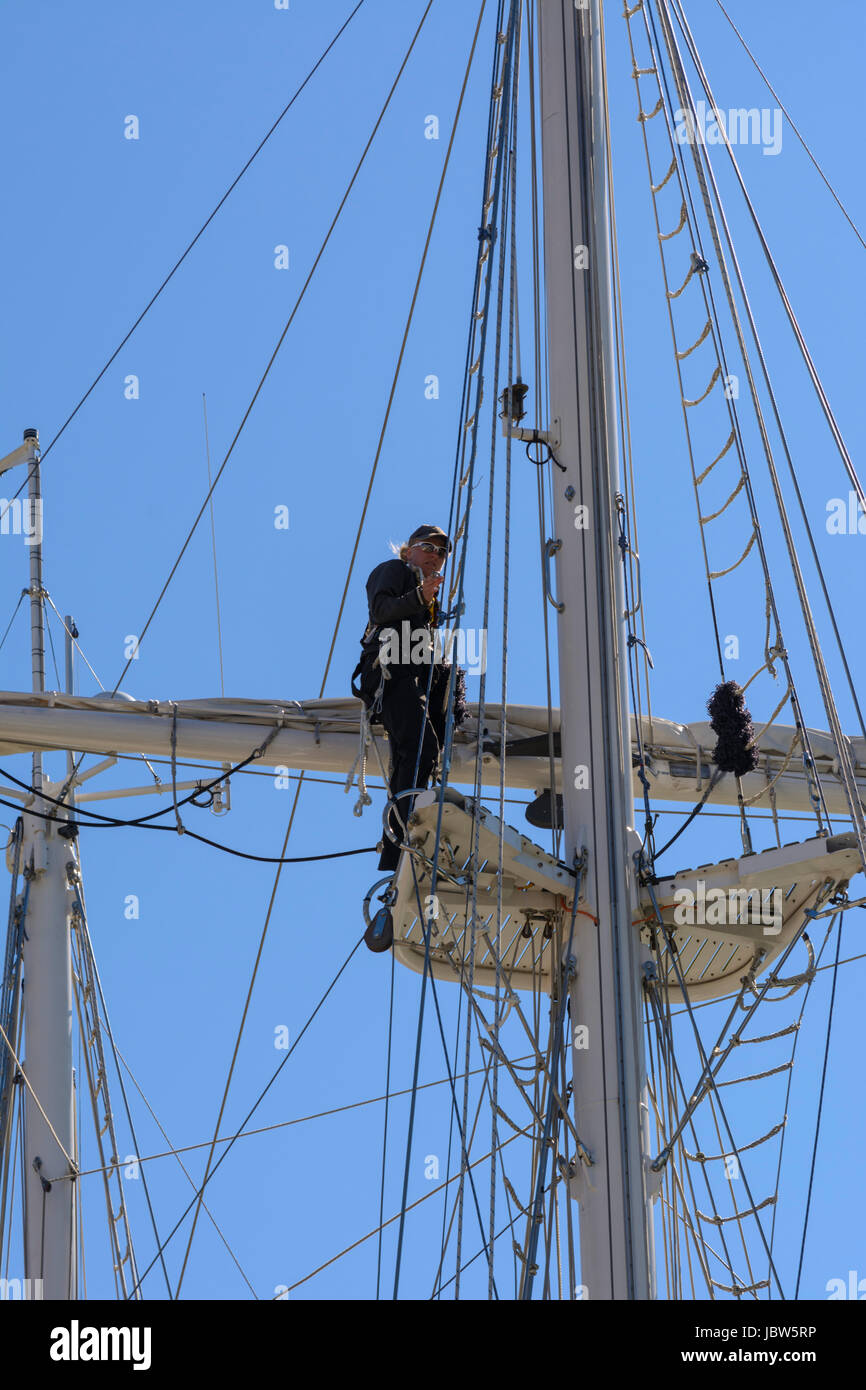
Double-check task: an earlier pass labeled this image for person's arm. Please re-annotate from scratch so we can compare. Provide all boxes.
[367,560,427,625]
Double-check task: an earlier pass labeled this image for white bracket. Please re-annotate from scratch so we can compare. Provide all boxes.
[643,1155,664,1202]
[500,416,561,452]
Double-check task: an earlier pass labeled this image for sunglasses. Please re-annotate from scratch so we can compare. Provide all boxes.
[414,541,447,557]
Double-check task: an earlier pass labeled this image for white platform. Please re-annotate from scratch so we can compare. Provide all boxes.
[389,792,859,1001]
[391,789,578,989]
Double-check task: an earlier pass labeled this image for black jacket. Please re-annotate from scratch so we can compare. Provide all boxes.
[361,558,438,680]
[353,558,464,724]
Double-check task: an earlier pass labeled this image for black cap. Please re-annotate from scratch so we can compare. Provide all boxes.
[408,524,451,553]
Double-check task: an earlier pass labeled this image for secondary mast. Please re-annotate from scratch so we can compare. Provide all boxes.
[0,430,78,1298]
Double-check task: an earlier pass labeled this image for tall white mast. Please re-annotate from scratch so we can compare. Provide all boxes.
[537,0,653,1298]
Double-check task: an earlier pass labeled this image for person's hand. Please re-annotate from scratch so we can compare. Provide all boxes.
[420,573,444,603]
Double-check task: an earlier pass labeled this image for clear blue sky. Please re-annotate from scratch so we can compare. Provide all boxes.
[0,0,862,1300]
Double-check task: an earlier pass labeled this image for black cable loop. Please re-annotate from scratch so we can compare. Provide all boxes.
[524,436,565,471]
[0,743,255,827]
[0,787,375,864]
[651,769,724,864]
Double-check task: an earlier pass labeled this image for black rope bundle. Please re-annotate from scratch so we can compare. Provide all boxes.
[707,680,759,776]
[429,662,467,729]
[453,665,467,727]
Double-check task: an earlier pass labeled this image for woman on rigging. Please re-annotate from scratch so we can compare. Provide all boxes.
[352,525,454,873]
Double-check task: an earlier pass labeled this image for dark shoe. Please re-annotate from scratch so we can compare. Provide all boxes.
[377,839,401,873]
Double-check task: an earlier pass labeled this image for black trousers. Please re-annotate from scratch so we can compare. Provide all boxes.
[378,670,447,871]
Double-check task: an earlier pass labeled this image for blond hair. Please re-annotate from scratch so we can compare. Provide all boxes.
[389,539,410,562]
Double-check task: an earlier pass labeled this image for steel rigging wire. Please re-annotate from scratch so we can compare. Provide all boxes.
[9,0,435,1287]
[658,0,866,852]
[114,5,436,708]
[1,0,528,1289]
[124,931,366,1298]
[0,1,370,537]
[794,911,844,1298]
[617,0,856,1295]
[1,21,464,1295]
[390,0,522,1300]
[109,1045,258,1298]
[171,0,488,1301]
[712,0,866,252]
[58,1055,536,1184]
[5,0,861,1301]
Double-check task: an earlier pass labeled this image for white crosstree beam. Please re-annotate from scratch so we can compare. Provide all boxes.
[0,693,861,814]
